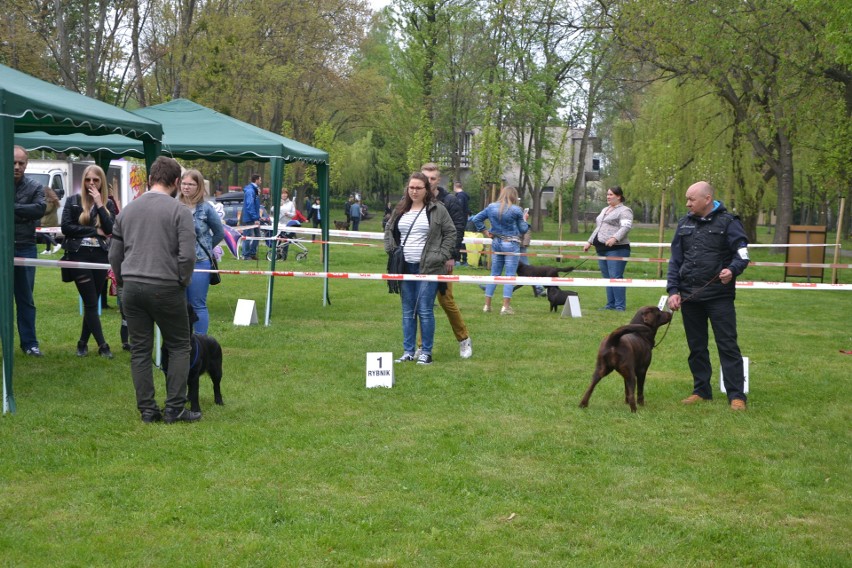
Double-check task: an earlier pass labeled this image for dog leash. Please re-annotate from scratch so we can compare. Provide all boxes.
[657,274,721,348]
[680,274,720,304]
[654,319,672,348]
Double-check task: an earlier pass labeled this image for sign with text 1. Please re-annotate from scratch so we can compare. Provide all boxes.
[366,352,394,388]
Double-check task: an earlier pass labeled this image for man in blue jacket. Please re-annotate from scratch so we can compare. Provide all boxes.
[241,174,262,260]
[667,181,750,410]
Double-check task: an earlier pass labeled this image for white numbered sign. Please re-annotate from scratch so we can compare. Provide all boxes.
[366,352,394,388]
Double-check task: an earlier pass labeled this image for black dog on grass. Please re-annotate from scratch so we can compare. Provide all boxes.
[161,308,224,413]
[546,286,579,312]
[514,263,575,294]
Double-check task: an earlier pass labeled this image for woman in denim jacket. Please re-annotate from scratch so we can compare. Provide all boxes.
[179,169,225,334]
[471,186,529,315]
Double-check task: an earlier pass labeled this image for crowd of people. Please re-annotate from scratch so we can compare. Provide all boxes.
[13,145,750,414]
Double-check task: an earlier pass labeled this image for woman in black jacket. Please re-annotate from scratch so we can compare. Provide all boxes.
[61,165,117,358]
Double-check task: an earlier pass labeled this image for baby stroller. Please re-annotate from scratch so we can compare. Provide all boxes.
[266,221,309,262]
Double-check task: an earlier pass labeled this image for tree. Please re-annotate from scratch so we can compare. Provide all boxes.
[610,0,845,244]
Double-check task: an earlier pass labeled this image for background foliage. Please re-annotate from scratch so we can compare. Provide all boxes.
[2,0,849,232]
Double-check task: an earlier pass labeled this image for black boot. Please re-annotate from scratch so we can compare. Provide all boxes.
[98,343,114,359]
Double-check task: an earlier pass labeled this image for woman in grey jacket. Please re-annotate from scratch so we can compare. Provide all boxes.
[384,172,456,365]
[583,186,633,311]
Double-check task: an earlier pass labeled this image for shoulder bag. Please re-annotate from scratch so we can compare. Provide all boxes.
[387,207,423,294]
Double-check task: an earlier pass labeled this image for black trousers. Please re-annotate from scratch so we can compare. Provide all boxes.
[122,280,190,413]
[681,296,746,402]
[68,247,109,347]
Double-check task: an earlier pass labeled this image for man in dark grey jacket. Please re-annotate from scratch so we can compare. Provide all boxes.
[13,146,46,357]
[110,157,198,424]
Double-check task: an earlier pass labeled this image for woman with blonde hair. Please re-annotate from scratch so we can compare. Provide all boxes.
[61,165,117,358]
[471,185,529,315]
[179,169,224,334]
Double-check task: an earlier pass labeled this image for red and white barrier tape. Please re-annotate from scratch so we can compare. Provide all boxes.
[228,236,852,269]
[18,257,852,291]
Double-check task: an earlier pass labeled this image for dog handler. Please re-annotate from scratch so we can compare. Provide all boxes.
[666,181,750,411]
[110,157,199,424]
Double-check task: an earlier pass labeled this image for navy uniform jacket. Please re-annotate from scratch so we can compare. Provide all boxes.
[666,201,749,302]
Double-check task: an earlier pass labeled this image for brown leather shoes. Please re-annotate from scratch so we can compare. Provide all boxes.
[681,394,709,405]
[730,399,747,411]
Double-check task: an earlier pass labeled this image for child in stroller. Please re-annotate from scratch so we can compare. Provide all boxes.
[267,214,309,262]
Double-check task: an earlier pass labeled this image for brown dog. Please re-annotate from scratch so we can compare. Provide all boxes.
[579,306,673,412]
[334,220,350,230]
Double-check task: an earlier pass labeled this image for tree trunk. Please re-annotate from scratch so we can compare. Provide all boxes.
[772,127,795,246]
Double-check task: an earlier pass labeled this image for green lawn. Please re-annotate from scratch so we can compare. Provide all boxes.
[1,218,849,566]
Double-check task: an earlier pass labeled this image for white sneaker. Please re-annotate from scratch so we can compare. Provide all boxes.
[40,250,51,255]
[459,337,472,359]
[51,244,62,254]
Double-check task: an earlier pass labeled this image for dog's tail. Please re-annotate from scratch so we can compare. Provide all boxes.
[558,266,575,274]
[604,324,653,348]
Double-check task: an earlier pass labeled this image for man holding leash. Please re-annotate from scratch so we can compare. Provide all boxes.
[666,181,750,410]
[421,163,473,359]
[110,157,198,424]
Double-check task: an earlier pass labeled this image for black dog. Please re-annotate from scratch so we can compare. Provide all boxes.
[546,286,578,312]
[514,263,575,293]
[579,306,673,412]
[334,220,350,230]
[161,308,224,413]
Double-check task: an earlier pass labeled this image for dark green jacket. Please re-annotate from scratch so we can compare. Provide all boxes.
[384,200,456,275]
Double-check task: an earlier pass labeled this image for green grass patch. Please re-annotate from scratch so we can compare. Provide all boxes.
[2,218,849,566]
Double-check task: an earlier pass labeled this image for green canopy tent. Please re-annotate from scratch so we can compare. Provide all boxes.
[18,99,331,323]
[132,100,330,327]
[1,64,163,414]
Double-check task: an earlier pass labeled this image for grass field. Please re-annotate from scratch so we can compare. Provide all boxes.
[1,218,850,566]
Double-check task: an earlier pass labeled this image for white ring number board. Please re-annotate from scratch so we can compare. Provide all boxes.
[366,352,394,388]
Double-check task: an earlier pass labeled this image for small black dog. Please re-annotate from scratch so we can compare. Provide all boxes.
[546,286,579,312]
[161,308,224,413]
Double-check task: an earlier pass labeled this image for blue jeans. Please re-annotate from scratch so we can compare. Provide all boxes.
[187,259,212,334]
[351,217,361,231]
[400,262,438,355]
[485,239,521,299]
[242,226,259,257]
[597,246,630,310]
[14,244,38,350]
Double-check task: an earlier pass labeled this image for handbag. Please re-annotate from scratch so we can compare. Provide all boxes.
[387,207,423,294]
[59,250,75,283]
[197,238,221,286]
